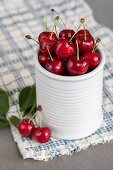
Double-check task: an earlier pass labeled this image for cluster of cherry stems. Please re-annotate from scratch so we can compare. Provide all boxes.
[26,9,101,76]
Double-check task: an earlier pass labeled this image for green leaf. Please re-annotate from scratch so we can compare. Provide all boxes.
[19,85,36,112]
[9,115,20,127]
[23,106,33,116]
[0,119,9,128]
[23,102,36,117]
[0,88,9,115]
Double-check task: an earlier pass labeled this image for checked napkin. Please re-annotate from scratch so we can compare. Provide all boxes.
[0,0,113,161]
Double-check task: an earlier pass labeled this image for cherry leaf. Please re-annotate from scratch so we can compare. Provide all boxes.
[9,115,20,127]
[19,85,36,112]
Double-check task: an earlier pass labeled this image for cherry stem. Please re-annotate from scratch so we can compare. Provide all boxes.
[50,16,59,40]
[92,39,101,53]
[38,111,42,129]
[46,45,53,62]
[28,111,42,128]
[25,35,39,44]
[46,16,47,32]
[28,111,38,123]
[76,40,79,61]
[82,20,86,40]
[37,105,42,128]
[91,25,103,35]
[51,8,66,29]
[28,105,42,128]
[55,25,59,39]
[69,19,85,42]
[31,38,39,44]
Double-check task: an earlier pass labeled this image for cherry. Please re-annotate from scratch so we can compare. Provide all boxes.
[38,32,57,43]
[39,37,55,54]
[33,106,51,143]
[74,19,94,52]
[19,119,34,137]
[33,127,51,143]
[55,38,76,59]
[66,56,89,75]
[82,38,101,70]
[46,57,65,75]
[39,16,59,55]
[69,18,87,42]
[38,53,50,66]
[83,52,100,70]
[90,52,100,69]
[59,29,75,41]
[66,40,88,75]
[44,45,65,75]
[25,34,55,55]
[75,34,94,52]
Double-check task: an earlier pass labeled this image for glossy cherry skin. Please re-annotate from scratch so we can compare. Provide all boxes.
[75,34,94,52]
[19,119,34,137]
[46,57,65,75]
[59,29,75,41]
[55,38,76,59]
[38,32,57,43]
[33,127,51,143]
[38,53,50,66]
[66,56,89,75]
[75,29,91,37]
[83,52,100,70]
[39,37,55,55]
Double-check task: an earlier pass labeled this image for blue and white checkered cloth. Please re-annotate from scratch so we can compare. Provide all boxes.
[1,0,113,161]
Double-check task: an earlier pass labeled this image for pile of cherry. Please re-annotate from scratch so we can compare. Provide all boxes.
[26,10,101,76]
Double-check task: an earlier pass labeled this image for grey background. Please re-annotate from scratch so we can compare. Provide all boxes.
[1,0,113,170]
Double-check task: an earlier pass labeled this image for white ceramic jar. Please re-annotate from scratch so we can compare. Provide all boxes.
[34,48,105,139]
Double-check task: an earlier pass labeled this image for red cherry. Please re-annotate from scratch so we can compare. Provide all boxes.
[75,33,94,52]
[39,37,55,55]
[33,127,51,143]
[46,57,65,75]
[75,29,91,37]
[38,32,57,43]
[83,52,100,70]
[66,56,89,75]
[38,53,50,66]
[59,29,75,41]
[55,38,76,59]
[19,119,34,137]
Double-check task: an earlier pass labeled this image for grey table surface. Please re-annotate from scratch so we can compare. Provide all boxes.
[0,0,113,170]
